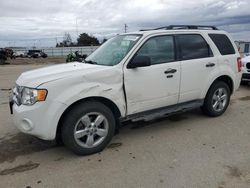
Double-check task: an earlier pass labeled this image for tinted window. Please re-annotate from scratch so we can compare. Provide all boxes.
[177,34,212,60]
[209,34,235,55]
[136,35,175,65]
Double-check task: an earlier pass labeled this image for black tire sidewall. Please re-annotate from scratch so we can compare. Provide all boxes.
[62,101,116,155]
[203,81,231,117]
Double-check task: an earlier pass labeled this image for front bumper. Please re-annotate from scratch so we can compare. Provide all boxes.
[12,99,68,140]
[242,73,250,81]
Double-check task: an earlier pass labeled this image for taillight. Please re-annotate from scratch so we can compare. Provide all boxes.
[237,57,242,72]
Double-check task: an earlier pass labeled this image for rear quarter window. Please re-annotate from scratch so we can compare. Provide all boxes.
[208,34,235,55]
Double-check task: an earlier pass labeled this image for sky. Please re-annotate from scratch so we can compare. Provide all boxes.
[0,0,249,47]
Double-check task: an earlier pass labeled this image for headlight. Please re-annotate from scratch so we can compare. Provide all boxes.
[21,87,47,105]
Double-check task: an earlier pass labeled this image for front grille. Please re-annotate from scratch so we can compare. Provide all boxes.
[246,62,250,69]
[242,73,250,79]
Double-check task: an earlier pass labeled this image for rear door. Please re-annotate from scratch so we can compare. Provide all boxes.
[177,34,216,103]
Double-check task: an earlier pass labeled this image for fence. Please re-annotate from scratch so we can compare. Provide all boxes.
[42,46,99,57]
[12,46,99,57]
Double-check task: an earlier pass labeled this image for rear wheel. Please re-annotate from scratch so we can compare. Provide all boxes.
[202,81,230,117]
[61,101,116,155]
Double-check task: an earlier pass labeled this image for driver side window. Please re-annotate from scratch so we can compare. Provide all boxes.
[137,35,175,65]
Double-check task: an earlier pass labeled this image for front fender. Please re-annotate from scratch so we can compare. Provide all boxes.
[40,69,126,117]
[59,83,126,117]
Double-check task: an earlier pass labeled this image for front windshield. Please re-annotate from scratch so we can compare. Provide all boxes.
[85,34,141,66]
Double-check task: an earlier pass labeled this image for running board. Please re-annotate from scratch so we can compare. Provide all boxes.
[121,100,204,122]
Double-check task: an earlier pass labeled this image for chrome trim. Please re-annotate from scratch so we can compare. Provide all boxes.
[13,85,23,106]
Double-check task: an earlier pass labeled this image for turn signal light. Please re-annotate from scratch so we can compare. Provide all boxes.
[36,89,47,101]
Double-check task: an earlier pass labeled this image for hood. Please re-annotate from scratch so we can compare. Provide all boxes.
[16,62,108,88]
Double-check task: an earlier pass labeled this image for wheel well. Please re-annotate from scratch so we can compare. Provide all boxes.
[212,75,234,94]
[56,97,121,142]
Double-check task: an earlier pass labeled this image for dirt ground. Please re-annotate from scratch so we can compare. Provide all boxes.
[0,62,250,188]
[5,57,66,65]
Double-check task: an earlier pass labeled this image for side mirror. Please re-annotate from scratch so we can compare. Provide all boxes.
[127,56,151,69]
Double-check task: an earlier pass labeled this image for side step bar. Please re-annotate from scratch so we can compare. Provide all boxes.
[121,100,204,122]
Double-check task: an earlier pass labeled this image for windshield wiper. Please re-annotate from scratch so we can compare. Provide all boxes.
[83,60,98,64]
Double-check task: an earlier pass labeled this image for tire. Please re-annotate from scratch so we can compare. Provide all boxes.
[202,81,230,117]
[61,101,116,155]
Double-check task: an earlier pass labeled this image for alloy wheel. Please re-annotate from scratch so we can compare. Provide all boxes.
[74,112,109,148]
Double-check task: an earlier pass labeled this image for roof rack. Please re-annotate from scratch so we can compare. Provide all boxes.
[140,25,218,31]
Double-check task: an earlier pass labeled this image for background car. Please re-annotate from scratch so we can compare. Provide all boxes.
[13,51,26,58]
[241,55,250,85]
[27,50,47,58]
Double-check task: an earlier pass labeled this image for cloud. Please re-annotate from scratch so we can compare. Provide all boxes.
[0,0,249,47]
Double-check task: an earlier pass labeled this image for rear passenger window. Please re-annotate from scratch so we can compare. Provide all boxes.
[208,34,235,55]
[177,34,212,60]
[136,35,175,65]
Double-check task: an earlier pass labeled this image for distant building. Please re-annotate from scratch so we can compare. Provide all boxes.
[235,41,250,55]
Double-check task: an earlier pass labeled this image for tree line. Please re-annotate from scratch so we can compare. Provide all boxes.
[56,33,107,47]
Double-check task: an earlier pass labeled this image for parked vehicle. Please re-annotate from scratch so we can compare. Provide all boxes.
[66,51,87,62]
[4,48,15,59]
[40,51,48,58]
[26,50,47,58]
[0,48,14,62]
[241,55,250,85]
[0,48,7,64]
[13,51,26,58]
[10,25,242,155]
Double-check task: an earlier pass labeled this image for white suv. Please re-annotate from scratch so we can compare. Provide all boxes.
[10,25,242,155]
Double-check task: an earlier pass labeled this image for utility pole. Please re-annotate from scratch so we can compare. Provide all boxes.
[124,24,128,33]
[76,18,79,37]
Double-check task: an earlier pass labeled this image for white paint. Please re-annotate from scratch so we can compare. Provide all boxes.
[241,56,250,81]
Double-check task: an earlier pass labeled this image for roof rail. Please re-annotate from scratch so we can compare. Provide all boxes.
[140,25,218,31]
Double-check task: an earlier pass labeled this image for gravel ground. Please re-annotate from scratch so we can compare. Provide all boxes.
[0,63,250,188]
[5,57,66,65]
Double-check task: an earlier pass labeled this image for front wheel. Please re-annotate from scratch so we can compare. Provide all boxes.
[61,101,116,155]
[202,81,230,117]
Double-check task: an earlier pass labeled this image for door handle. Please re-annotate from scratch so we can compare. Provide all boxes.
[206,63,215,67]
[164,68,177,74]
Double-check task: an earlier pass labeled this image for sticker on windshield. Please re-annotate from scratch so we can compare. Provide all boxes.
[124,36,140,41]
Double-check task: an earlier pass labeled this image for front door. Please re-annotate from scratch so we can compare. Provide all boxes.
[124,35,181,115]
